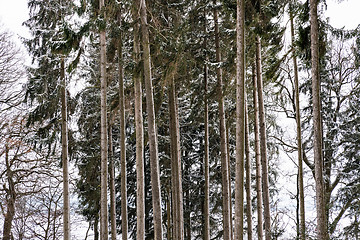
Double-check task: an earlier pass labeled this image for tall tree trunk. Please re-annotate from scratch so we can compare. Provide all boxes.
[118,11,128,240]
[60,57,71,240]
[109,124,117,240]
[203,9,210,240]
[3,146,15,240]
[226,124,234,240]
[289,5,306,240]
[244,95,253,240]
[94,217,99,240]
[213,5,231,240]
[169,76,184,240]
[255,36,271,240]
[235,0,245,239]
[132,3,145,239]
[139,1,163,239]
[310,0,327,239]
[99,0,108,238]
[253,64,263,240]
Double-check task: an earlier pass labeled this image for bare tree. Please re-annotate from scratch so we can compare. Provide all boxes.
[0,116,60,240]
[0,26,24,113]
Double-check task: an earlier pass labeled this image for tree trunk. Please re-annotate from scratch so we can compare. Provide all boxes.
[289,5,306,240]
[235,0,245,239]
[109,124,117,240]
[132,3,145,239]
[169,76,184,240]
[203,8,210,240]
[253,64,263,240]
[310,0,327,239]
[244,95,253,240]
[99,0,108,238]
[3,146,15,240]
[213,5,231,240]
[255,36,271,240]
[226,124,234,240]
[118,11,128,240]
[139,1,163,239]
[60,57,71,240]
[94,217,99,240]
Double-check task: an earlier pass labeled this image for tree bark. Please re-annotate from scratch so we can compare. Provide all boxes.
[60,57,71,240]
[253,64,263,240]
[255,36,271,240]
[169,76,184,240]
[244,95,253,240]
[99,0,108,238]
[235,0,245,239]
[289,5,306,240]
[3,145,15,240]
[109,124,117,240]
[310,0,328,239]
[203,8,210,240]
[118,11,128,240]
[213,5,232,240]
[132,3,145,239]
[139,1,163,239]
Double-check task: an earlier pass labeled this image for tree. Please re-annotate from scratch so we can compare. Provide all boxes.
[131,1,145,239]
[0,27,24,113]
[139,0,163,239]
[235,0,246,239]
[117,7,128,240]
[213,3,231,239]
[309,0,327,238]
[255,35,272,240]
[289,3,306,239]
[203,8,210,240]
[99,0,109,238]
[252,64,263,240]
[0,116,60,240]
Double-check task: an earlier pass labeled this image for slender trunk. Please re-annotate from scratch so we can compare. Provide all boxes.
[99,0,108,238]
[60,57,71,240]
[226,124,234,240]
[139,1,163,239]
[255,36,271,240]
[94,217,99,240]
[213,5,231,240]
[235,0,245,239]
[244,95,253,240]
[253,64,263,240]
[3,146,15,240]
[118,11,128,240]
[166,186,171,240]
[184,155,191,240]
[310,0,327,239]
[109,124,117,240]
[132,3,145,239]
[169,76,184,240]
[203,9,210,240]
[289,5,306,240]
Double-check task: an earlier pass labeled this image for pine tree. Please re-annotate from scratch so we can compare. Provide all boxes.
[235,0,246,239]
